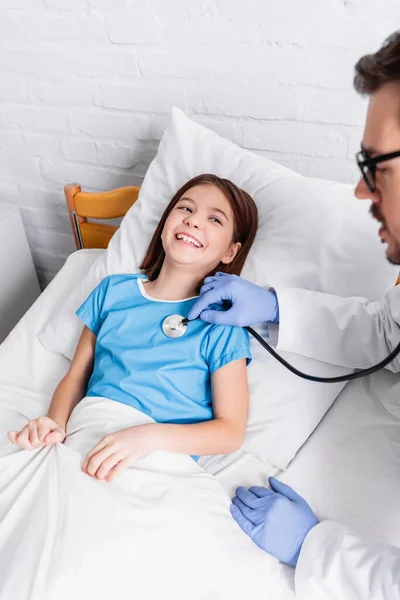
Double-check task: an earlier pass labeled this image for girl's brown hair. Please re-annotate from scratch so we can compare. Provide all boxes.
[140,174,258,282]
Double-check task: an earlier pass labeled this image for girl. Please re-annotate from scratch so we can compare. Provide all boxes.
[8,174,258,481]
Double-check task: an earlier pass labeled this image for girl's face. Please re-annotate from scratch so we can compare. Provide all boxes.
[161,184,241,276]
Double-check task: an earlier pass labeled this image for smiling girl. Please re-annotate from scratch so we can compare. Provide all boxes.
[9,174,258,481]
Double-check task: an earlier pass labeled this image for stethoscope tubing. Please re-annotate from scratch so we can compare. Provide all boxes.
[245,326,400,383]
[164,316,400,383]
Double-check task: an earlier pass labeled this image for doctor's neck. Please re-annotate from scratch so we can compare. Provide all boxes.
[143,260,207,301]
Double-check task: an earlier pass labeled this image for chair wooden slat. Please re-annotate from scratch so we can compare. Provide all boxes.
[80,222,118,249]
[73,186,140,219]
[64,183,140,250]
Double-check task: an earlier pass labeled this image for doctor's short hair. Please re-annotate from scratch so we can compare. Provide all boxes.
[354,30,400,94]
[140,174,258,282]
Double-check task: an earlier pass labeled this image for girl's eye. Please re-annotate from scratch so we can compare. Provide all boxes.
[178,205,192,212]
[210,217,222,225]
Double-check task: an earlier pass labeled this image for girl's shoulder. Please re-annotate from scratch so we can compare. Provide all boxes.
[99,273,146,287]
[94,273,146,302]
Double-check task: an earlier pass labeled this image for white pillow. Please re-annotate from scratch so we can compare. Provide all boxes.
[38,107,397,469]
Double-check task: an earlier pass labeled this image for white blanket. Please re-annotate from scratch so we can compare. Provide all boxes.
[0,392,286,600]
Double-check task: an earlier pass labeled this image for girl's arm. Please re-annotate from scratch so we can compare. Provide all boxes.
[149,357,249,456]
[47,325,96,428]
[82,358,248,480]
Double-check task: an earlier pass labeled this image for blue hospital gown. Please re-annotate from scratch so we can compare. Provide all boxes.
[76,274,251,427]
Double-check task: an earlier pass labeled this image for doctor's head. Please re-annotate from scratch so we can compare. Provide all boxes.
[140,174,258,283]
[354,31,400,264]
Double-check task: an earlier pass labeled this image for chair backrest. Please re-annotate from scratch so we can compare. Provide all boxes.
[65,183,140,249]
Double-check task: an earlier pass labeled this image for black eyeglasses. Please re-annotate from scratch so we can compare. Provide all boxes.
[356,148,400,193]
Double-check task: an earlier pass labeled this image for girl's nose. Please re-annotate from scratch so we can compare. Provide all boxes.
[184,214,200,228]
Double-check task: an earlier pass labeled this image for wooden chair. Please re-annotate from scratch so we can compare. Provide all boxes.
[64,183,140,250]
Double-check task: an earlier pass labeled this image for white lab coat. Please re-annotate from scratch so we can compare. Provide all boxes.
[275,285,400,600]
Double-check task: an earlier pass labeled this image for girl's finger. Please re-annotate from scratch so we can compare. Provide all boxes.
[44,430,64,445]
[95,453,122,480]
[16,426,35,451]
[82,437,109,471]
[37,420,51,443]
[84,445,114,477]
[8,431,18,444]
[28,421,42,448]
[105,458,131,482]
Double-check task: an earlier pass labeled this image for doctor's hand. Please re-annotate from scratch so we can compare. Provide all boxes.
[8,416,66,450]
[188,272,279,327]
[230,477,319,567]
[82,425,156,482]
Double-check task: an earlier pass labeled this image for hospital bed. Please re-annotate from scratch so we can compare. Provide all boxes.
[0,183,399,599]
[64,181,400,542]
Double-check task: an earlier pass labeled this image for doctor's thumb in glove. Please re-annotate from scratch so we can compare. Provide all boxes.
[188,272,279,327]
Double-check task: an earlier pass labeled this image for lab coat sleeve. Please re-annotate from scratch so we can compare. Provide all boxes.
[275,285,400,372]
[295,521,400,600]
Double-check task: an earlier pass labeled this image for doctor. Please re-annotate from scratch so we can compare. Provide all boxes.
[189,32,400,599]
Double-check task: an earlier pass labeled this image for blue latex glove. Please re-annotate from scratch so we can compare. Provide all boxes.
[188,272,279,326]
[230,477,319,567]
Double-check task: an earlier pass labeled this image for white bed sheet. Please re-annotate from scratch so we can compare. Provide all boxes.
[1,249,399,598]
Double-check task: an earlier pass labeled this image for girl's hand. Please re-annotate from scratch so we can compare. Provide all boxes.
[8,417,66,450]
[81,425,158,482]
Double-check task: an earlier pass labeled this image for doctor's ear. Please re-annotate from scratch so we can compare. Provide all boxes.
[221,241,242,265]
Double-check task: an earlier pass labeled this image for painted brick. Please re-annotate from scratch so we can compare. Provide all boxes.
[161,15,259,46]
[107,16,162,44]
[60,137,98,163]
[1,48,139,80]
[0,157,40,180]
[259,17,396,52]
[24,15,107,43]
[1,106,69,133]
[69,109,148,139]
[0,183,21,205]
[40,159,142,191]
[22,206,71,235]
[0,0,44,7]
[97,141,158,169]
[215,0,346,21]
[0,131,27,157]
[242,121,347,158]
[45,0,133,8]
[153,0,210,17]
[27,81,102,108]
[18,184,66,209]
[0,17,25,41]
[0,78,27,103]
[25,133,62,158]
[138,47,211,78]
[101,83,185,112]
[26,226,76,254]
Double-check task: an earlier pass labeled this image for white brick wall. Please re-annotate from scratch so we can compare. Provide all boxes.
[0,0,399,286]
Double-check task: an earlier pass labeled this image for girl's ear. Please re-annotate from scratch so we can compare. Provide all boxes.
[221,241,241,265]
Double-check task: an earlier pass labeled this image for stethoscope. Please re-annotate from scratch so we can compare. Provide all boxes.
[162,314,400,383]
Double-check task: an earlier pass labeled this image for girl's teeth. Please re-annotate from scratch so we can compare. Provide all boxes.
[177,234,200,247]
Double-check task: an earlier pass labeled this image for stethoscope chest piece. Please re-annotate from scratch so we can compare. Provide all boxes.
[162,314,188,338]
